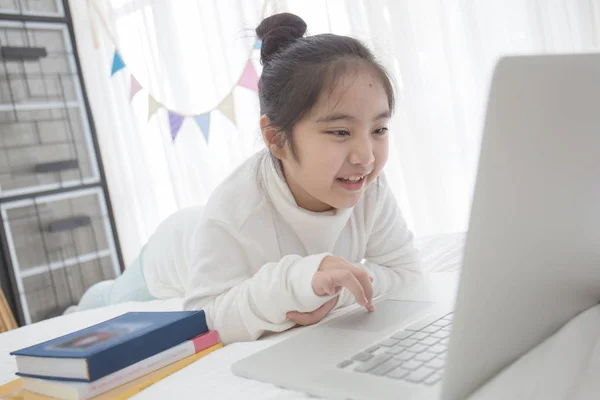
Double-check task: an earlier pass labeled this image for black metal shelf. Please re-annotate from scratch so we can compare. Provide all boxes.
[0,0,124,326]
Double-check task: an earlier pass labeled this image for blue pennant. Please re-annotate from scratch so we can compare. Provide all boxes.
[194,113,211,143]
[111,51,125,75]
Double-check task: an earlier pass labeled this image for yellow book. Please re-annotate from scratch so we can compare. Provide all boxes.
[0,343,223,400]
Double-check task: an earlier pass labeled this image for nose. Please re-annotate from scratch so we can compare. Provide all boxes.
[348,133,375,166]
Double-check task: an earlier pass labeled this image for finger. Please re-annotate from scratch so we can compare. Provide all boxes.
[335,262,374,308]
[330,269,368,307]
[287,298,337,326]
[352,267,374,308]
[313,272,338,296]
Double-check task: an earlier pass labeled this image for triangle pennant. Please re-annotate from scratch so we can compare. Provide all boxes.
[110,51,125,75]
[147,95,162,121]
[238,61,259,92]
[194,113,211,143]
[129,75,142,100]
[254,39,262,49]
[169,111,185,141]
[218,93,236,124]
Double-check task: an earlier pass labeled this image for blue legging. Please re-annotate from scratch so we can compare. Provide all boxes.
[76,248,155,311]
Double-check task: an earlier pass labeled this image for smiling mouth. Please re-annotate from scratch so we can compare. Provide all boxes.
[335,174,369,191]
[336,175,366,183]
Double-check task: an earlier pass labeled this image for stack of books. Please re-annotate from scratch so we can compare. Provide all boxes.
[8,310,221,399]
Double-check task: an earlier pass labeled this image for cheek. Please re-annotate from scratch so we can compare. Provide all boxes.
[372,140,389,173]
[298,144,343,179]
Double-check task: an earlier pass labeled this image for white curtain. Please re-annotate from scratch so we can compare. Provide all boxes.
[70,0,600,266]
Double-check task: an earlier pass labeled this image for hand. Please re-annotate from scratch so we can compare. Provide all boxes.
[287,297,338,326]
[312,256,375,312]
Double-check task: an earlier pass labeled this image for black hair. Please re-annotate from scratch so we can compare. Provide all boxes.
[256,12,396,160]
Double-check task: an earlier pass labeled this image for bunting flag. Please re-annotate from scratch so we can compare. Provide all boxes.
[194,113,211,143]
[148,95,162,121]
[238,60,259,92]
[110,51,125,75]
[129,75,142,99]
[218,92,236,124]
[110,39,262,142]
[168,111,185,141]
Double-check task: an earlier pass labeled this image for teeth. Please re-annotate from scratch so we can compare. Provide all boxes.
[340,175,364,182]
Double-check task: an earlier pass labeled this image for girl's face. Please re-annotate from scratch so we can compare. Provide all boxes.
[275,67,391,212]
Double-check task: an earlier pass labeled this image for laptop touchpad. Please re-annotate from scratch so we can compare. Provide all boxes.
[327,300,434,333]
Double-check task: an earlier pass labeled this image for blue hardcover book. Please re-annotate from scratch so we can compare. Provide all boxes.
[10,311,207,382]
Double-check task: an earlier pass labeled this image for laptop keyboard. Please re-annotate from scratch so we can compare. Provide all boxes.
[336,312,453,386]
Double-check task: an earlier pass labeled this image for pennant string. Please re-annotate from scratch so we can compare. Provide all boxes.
[101,0,265,142]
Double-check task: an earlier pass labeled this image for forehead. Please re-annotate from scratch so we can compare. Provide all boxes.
[310,64,390,119]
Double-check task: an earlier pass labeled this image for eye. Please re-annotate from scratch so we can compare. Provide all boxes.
[373,127,389,135]
[327,130,350,136]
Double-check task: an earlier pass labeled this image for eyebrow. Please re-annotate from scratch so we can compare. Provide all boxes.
[316,110,391,123]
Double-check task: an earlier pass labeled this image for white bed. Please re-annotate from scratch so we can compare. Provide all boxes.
[2,232,597,399]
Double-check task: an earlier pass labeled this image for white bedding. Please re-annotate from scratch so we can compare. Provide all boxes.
[0,233,467,399]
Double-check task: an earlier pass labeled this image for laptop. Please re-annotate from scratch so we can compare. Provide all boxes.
[231,53,600,400]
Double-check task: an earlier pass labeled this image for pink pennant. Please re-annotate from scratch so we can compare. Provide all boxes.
[130,75,142,99]
[238,60,258,92]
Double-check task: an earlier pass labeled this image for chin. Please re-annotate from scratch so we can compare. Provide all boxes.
[330,193,364,209]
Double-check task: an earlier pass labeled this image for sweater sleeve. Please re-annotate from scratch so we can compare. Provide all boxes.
[182,219,334,344]
[336,178,423,308]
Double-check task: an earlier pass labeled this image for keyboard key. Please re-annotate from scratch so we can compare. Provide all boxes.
[405,366,436,383]
[439,338,450,346]
[386,366,410,380]
[393,351,416,361]
[421,337,440,346]
[442,313,453,321]
[408,332,429,340]
[409,343,429,353]
[370,359,403,376]
[428,344,447,354]
[397,339,417,347]
[391,331,414,340]
[352,352,374,362]
[427,357,445,369]
[431,320,447,327]
[366,345,380,353]
[441,326,451,332]
[437,353,447,361]
[414,352,437,362]
[379,338,400,347]
[354,354,392,373]
[431,330,450,339]
[424,372,443,385]
[422,325,441,334]
[400,359,423,371]
[438,319,452,327]
[384,346,405,355]
[337,360,353,368]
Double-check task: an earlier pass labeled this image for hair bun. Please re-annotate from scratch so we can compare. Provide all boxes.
[256,13,307,64]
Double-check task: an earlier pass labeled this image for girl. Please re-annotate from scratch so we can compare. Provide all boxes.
[181,13,421,344]
[70,12,421,345]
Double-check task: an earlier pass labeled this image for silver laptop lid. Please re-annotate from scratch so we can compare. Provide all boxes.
[442,53,600,400]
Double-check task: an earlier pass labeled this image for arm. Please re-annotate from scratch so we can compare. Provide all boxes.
[336,178,422,308]
[182,219,334,344]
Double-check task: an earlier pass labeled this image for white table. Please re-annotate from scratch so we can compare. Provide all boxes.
[0,230,598,399]
[4,273,599,400]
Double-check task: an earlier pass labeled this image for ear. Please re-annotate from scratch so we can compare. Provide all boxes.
[260,114,286,160]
